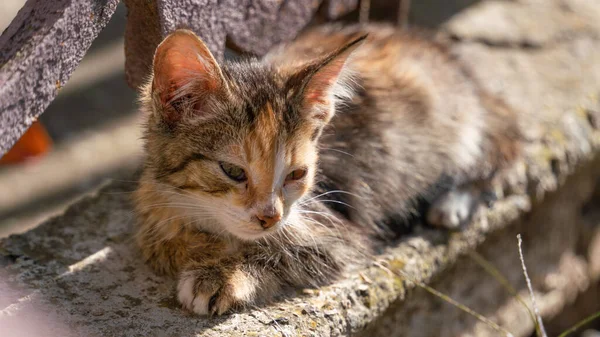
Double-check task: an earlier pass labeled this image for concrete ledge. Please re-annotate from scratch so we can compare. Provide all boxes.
[2,1,600,336]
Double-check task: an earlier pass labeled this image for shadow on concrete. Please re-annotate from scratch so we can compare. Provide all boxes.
[39,72,137,144]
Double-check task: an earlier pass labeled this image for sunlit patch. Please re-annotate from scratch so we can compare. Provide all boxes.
[64,247,113,275]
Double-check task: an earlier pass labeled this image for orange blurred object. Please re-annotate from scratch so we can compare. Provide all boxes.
[0,121,53,165]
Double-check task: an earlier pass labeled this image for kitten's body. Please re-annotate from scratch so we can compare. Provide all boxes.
[269,25,518,231]
[134,24,519,315]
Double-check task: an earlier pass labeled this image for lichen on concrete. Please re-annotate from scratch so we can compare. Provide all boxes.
[2,0,600,336]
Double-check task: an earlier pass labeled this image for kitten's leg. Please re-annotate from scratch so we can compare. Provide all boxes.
[137,212,359,315]
[177,257,275,316]
[426,183,496,230]
[177,235,354,315]
[136,226,266,315]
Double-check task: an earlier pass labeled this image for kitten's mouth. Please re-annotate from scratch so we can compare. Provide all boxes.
[227,217,286,241]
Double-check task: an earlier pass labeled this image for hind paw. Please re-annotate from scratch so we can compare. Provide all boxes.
[426,187,488,230]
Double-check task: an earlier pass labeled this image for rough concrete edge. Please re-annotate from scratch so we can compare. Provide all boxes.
[0,0,119,156]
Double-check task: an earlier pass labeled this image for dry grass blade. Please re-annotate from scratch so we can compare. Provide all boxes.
[375,262,515,337]
[517,234,548,337]
[557,311,600,337]
[468,251,542,337]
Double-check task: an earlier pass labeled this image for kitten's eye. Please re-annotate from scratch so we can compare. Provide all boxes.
[219,162,247,182]
[285,168,307,181]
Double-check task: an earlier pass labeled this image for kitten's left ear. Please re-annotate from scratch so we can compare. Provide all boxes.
[293,35,367,124]
[152,29,227,124]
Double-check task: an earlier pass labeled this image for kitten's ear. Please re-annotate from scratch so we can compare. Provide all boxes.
[294,35,366,124]
[152,29,226,123]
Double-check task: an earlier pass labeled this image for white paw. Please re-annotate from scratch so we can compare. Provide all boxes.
[427,189,475,230]
[177,274,211,315]
[176,268,256,316]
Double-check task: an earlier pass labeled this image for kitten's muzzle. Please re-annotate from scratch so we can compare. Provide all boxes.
[256,212,282,229]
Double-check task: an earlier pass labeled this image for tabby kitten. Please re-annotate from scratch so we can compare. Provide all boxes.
[134,24,519,315]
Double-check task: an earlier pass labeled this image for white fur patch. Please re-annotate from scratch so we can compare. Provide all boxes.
[230,270,256,303]
[177,275,197,311]
[191,291,211,315]
[177,269,256,316]
[427,189,475,229]
[454,109,483,171]
[273,143,286,190]
[177,274,210,315]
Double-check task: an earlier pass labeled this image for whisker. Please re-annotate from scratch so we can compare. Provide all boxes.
[299,199,356,210]
[319,147,355,158]
[300,189,363,205]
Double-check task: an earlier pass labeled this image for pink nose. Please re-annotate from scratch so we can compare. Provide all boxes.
[256,212,282,229]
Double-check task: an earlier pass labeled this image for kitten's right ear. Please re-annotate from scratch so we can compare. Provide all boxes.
[289,35,366,126]
[152,29,226,123]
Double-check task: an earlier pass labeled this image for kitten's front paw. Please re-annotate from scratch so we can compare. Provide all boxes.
[177,262,256,316]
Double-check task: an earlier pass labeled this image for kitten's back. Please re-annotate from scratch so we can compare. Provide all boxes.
[269,24,520,232]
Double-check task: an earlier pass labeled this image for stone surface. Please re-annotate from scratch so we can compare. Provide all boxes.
[2,0,600,336]
[0,113,142,236]
[0,0,120,156]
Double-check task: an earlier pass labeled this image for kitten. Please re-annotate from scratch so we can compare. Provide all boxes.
[133,24,520,316]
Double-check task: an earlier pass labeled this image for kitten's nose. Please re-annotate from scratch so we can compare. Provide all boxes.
[256,211,282,229]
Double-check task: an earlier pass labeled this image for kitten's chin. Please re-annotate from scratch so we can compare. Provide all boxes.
[229,228,277,241]
[225,220,287,242]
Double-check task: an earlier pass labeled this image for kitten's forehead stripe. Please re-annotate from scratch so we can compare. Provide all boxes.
[221,60,300,136]
[242,102,286,204]
[273,143,286,191]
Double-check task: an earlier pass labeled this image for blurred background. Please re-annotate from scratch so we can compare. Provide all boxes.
[0,2,140,238]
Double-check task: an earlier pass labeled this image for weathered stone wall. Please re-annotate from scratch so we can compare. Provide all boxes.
[1,1,600,336]
[0,0,119,155]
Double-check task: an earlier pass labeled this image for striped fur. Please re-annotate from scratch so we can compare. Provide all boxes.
[134,24,520,315]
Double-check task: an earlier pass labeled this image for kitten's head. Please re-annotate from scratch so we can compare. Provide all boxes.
[141,29,362,240]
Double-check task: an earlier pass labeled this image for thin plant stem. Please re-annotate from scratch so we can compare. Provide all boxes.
[468,251,541,337]
[398,0,411,29]
[517,234,548,337]
[557,311,600,337]
[375,262,515,337]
